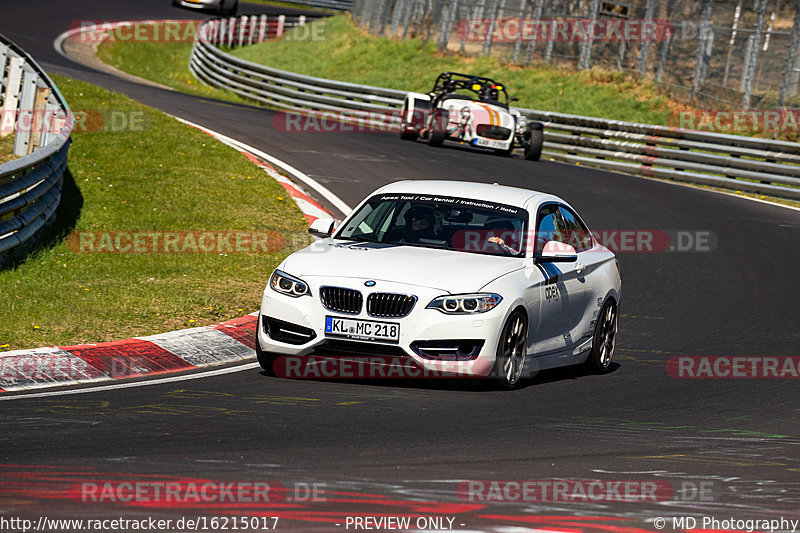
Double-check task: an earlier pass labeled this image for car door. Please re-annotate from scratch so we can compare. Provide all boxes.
[532,204,589,354]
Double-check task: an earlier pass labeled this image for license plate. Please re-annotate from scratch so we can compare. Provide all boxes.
[325,316,400,343]
[474,137,506,149]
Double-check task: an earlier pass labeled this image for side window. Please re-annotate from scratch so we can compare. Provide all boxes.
[535,204,565,253]
[557,206,593,252]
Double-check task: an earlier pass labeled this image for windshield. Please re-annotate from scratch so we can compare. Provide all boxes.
[335,194,528,257]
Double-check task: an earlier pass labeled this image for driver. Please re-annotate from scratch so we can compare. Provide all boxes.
[403,206,437,243]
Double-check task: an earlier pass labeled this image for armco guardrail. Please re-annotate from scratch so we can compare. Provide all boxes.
[190,17,800,201]
[0,33,74,258]
[288,0,351,10]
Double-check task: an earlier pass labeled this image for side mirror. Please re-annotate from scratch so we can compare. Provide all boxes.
[537,241,577,263]
[308,217,335,238]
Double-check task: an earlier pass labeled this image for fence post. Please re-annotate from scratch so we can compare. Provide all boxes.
[637,0,655,77]
[13,70,36,156]
[655,31,672,83]
[28,86,49,155]
[525,0,544,63]
[482,0,499,56]
[741,0,768,108]
[691,0,713,100]
[578,0,600,70]
[1,56,23,137]
[277,15,286,38]
[258,15,267,43]
[778,0,800,106]
[723,0,743,87]
[238,16,247,48]
[511,0,526,63]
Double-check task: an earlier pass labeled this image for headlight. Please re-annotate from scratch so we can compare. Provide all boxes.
[516,115,528,133]
[427,293,502,314]
[269,269,310,297]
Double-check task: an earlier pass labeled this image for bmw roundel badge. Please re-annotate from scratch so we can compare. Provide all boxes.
[364,280,376,287]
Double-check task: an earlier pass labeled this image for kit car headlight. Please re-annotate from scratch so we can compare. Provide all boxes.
[269,269,310,297]
[427,293,502,314]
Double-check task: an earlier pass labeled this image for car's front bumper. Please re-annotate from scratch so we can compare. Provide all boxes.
[258,278,505,379]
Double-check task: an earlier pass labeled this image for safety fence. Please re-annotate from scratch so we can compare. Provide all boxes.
[0,33,74,258]
[189,16,800,201]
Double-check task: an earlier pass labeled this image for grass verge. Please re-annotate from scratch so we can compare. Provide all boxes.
[0,74,310,351]
[96,22,244,103]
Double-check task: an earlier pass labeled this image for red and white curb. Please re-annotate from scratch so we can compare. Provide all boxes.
[1,116,351,394]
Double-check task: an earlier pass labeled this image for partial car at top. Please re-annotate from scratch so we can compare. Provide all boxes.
[172,0,237,16]
[400,72,544,161]
[257,180,620,389]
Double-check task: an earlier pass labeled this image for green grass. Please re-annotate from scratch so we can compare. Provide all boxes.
[0,74,310,351]
[230,15,677,125]
[96,22,244,103]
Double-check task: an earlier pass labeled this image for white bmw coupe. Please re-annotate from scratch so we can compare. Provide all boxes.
[257,180,621,388]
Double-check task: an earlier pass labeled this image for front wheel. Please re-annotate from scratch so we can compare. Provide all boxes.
[584,299,617,374]
[524,128,543,161]
[427,112,447,147]
[492,310,528,389]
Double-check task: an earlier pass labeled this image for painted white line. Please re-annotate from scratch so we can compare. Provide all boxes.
[171,116,353,216]
[0,362,261,401]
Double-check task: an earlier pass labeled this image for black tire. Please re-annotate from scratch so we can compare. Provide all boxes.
[427,112,447,147]
[255,318,277,375]
[584,299,618,374]
[524,128,543,161]
[400,129,418,141]
[492,310,528,389]
[221,0,238,15]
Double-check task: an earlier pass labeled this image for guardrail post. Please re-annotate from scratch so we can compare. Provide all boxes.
[238,16,247,47]
[13,70,36,156]
[27,86,50,155]
[246,16,253,46]
[1,56,23,137]
[257,15,267,43]
[277,15,285,38]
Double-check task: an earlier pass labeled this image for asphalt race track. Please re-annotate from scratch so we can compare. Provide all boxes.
[1,1,799,530]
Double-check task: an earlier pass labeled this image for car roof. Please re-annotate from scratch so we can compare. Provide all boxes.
[373,180,558,210]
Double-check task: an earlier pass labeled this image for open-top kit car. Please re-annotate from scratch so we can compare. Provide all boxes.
[400,72,544,161]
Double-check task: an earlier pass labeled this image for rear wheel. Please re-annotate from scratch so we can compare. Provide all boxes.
[492,310,528,389]
[584,299,617,374]
[524,128,543,161]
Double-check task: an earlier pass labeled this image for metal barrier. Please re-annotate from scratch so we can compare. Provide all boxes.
[190,17,800,201]
[286,0,352,10]
[0,34,74,257]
